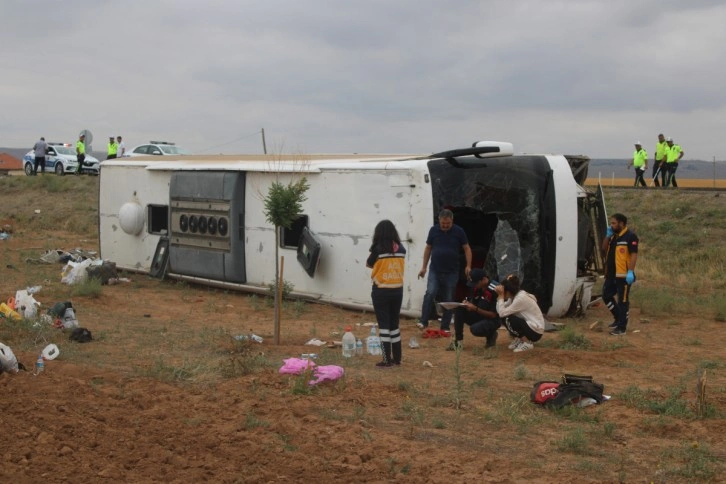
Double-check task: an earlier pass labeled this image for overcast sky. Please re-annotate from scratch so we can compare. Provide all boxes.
[2,0,725,160]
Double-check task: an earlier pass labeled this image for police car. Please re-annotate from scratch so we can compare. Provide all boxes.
[128,141,191,157]
[23,143,100,176]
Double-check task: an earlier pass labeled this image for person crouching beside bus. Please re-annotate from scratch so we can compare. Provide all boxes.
[494,275,545,352]
[447,269,500,351]
[366,220,406,368]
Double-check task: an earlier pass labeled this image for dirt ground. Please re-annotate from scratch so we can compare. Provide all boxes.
[1,226,725,482]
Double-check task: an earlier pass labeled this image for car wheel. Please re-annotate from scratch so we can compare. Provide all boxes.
[55,163,65,176]
[25,163,34,176]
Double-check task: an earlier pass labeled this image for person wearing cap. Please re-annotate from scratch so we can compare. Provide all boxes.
[417,208,472,332]
[75,133,86,175]
[494,274,546,352]
[447,269,500,351]
[32,136,47,175]
[664,137,684,188]
[653,133,668,187]
[628,141,648,188]
[117,136,126,157]
[106,136,119,160]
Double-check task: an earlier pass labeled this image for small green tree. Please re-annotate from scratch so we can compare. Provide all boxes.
[263,177,310,344]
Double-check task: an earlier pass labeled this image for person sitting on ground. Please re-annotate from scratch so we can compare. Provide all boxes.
[447,269,500,351]
[494,274,545,353]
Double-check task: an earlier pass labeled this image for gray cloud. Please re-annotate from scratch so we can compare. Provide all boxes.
[1,0,724,159]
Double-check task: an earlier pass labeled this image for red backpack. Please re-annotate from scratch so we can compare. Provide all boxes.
[530,381,560,404]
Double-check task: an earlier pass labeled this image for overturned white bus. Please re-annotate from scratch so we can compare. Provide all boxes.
[98,141,606,319]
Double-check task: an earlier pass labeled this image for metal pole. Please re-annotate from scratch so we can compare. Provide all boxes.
[714,156,716,188]
[261,128,267,155]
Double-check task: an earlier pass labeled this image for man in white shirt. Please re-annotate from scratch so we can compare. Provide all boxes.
[116,136,126,157]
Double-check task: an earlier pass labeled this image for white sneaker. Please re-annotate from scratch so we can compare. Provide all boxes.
[513,341,534,353]
[507,337,522,350]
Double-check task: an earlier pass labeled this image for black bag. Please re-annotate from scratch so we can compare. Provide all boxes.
[69,327,93,343]
[546,374,604,409]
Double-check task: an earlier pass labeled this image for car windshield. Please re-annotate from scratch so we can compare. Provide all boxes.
[54,146,76,155]
[160,145,190,155]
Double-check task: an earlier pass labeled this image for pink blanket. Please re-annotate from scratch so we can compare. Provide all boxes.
[279,358,344,386]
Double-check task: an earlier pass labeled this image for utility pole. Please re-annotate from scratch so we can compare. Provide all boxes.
[714,156,717,188]
[261,128,267,154]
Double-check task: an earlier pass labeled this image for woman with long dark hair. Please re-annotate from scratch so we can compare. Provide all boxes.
[494,274,545,352]
[366,220,406,367]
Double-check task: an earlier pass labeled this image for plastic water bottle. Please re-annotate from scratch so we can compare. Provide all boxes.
[35,355,45,375]
[355,338,363,356]
[367,325,382,355]
[342,326,356,358]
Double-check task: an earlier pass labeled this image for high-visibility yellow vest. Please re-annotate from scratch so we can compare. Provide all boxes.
[655,141,667,161]
[633,149,647,168]
[666,144,682,163]
[76,140,85,155]
[107,142,118,155]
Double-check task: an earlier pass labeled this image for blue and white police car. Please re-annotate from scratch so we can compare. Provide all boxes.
[23,143,100,176]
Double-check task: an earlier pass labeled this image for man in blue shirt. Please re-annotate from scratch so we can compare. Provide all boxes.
[417,209,472,331]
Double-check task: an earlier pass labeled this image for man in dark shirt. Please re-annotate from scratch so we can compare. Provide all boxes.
[447,269,500,350]
[417,209,472,331]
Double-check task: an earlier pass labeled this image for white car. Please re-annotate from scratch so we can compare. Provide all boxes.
[128,141,191,157]
[23,143,100,176]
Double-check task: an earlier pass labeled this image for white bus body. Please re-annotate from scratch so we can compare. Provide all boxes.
[99,144,605,319]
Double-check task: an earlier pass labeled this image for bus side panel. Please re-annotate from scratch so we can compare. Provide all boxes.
[243,168,429,312]
[99,165,171,271]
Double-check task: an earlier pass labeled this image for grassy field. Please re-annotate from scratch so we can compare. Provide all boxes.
[1,175,724,482]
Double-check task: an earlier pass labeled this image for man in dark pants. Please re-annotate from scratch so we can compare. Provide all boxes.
[601,213,639,336]
[628,141,648,188]
[32,136,47,175]
[653,133,667,187]
[447,269,500,350]
[417,209,472,331]
[75,133,86,175]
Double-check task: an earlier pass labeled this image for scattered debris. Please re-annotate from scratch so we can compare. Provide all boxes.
[69,328,93,343]
[589,320,603,332]
[423,360,434,368]
[408,337,420,349]
[305,338,326,346]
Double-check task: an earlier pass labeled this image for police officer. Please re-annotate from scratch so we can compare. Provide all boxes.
[628,141,648,188]
[653,133,668,187]
[601,213,639,336]
[664,137,684,188]
[107,136,118,160]
[75,134,86,175]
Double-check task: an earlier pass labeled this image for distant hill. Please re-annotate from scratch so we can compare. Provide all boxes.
[0,146,724,179]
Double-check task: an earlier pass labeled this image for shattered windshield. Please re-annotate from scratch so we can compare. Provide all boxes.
[427,155,556,311]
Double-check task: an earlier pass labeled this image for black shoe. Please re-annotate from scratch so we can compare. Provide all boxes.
[446,341,463,351]
[485,331,498,348]
[376,361,393,368]
[609,328,626,336]
[608,321,619,329]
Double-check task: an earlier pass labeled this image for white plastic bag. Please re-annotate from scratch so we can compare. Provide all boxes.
[61,259,93,285]
[14,289,41,319]
[61,308,79,329]
[0,342,20,374]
